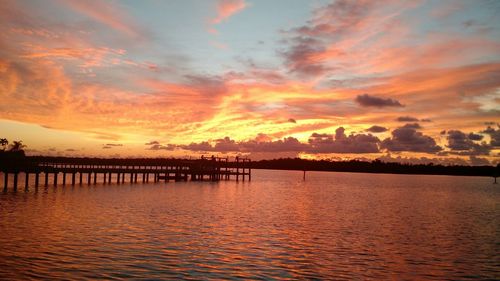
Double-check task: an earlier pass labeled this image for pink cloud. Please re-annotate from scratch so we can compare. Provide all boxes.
[211,0,247,24]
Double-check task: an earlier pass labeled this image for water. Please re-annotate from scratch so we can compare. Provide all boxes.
[0,170,498,280]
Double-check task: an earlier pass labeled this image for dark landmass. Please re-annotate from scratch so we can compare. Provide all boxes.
[250,158,499,178]
[1,153,498,178]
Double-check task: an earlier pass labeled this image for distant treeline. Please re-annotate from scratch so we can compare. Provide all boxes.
[250,158,499,177]
[0,154,498,177]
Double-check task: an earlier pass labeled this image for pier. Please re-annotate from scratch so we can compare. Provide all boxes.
[0,156,251,190]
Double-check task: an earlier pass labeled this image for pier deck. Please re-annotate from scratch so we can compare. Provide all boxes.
[0,156,251,190]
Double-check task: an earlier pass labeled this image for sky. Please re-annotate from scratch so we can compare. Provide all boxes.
[0,0,499,165]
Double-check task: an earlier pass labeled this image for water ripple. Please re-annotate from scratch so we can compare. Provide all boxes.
[0,170,498,280]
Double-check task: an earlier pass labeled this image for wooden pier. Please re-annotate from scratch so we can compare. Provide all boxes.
[0,156,251,190]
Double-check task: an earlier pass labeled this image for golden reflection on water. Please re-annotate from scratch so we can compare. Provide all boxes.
[0,170,498,280]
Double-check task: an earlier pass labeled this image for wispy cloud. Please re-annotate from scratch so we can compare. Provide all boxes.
[59,0,144,38]
[211,0,247,24]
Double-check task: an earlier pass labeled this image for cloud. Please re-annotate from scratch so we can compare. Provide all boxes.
[307,127,380,153]
[481,126,500,147]
[381,126,442,153]
[211,0,247,24]
[105,143,123,147]
[145,141,160,145]
[281,37,331,77]
[397,116,419,122]
[241,137,307,153]
[147,144,176,151]
[60,0,145,38]
[288,118,297,123]
[445,130,490,156]
[177,132,395,154]
[355,94,404,107]
[469,156,490,166]
[447,130,475,150]
[397,116,431,122]
[401,123,422,129]
[366,125,388,133]
[467,133,483,141]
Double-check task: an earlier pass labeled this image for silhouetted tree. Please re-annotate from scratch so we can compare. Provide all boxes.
[0,138,8,151]
[9,140,26,152]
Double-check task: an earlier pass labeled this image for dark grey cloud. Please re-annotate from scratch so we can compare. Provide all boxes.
[443,128,492,156]
[401,123,422,129]
[179,128,380,154]
[145,140,160,145]
[147,144,176,151]
[447,130,475,150]
[469,156,491,166]
[397,116,431,122]
[241,137,307,152]
[355,94,403,107]
[307,127,380,153]
[468,132,483,141]
[366,125,388,133]
[102,143,123,149]
[288,118,297,123]
[280,37,330,77]
[182,136,307,153]
[397,116,419,122]
[181,141,213,152]
[482,126,500,147]
[381,127,442,153]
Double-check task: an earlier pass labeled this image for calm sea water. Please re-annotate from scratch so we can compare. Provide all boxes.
[0,170,498,280]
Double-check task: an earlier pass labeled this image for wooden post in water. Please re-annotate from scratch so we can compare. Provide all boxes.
[4,173,8,190]
[303,170,306,181]
[25,172,29,190]
[93,172,97,184]
[13,173,18,190]
[108,172,111,183]
[44,172,49,187]
[71,173,76,186]
[117,173,121,184]
[236,157,239,181]
[53,173,58,186]
[87,173,91,184]
[62,173,66,186]
[35,172,39,188]
[79,172,83,185]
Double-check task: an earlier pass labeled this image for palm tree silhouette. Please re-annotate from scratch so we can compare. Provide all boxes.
[9,140,26,152]
[0,138,8,151]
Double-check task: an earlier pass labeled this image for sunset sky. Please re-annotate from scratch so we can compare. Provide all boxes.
[1,0,499,164]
